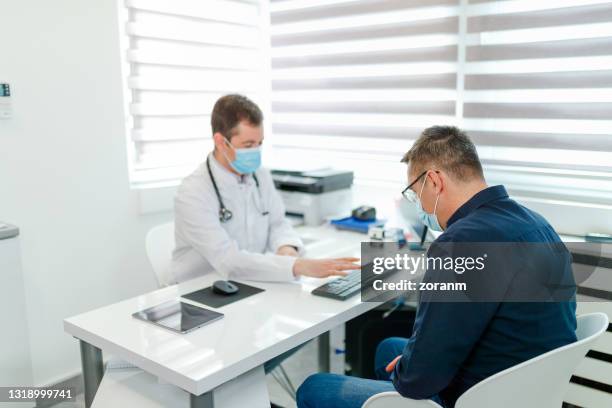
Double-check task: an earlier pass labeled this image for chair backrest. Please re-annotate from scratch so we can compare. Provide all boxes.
[455,312,609,408]
[145,222,175,288]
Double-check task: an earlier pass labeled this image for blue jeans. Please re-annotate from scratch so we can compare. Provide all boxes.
[296,337,407,408]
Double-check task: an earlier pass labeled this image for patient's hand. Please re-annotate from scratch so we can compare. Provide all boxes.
[293,258,360,278]
[386,356,401,373]
[276,245,299,257]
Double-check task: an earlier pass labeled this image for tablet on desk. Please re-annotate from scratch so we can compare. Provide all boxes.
[132,299,223,334]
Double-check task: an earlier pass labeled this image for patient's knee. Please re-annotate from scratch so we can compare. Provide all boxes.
[296,373,326,408]
[375,337,404,362]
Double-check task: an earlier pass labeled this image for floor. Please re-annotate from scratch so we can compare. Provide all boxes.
[51,340,320,408]
[266,340,319,408]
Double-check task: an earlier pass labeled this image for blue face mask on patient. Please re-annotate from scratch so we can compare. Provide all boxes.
[224,139,262,174]
[415,177,443,232]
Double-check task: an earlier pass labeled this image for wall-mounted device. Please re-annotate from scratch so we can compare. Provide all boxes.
[0,83,12,119]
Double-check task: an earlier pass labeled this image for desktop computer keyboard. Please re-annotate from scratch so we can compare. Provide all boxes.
[313,227,428,301]
[311,269,364,300]
[312,261,403,301]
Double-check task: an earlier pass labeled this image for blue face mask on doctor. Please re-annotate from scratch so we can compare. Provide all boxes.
[223,138,262,174]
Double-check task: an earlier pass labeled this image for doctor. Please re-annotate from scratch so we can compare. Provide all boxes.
[171,94,359,283]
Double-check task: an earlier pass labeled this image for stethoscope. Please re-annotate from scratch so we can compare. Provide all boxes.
[206,156,269,223]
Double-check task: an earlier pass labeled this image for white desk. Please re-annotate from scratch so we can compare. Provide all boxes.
[64,226,374,408]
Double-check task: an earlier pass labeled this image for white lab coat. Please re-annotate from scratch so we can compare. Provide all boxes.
[170,153,304,283]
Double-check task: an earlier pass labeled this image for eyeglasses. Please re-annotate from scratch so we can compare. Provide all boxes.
[401,171,427,202]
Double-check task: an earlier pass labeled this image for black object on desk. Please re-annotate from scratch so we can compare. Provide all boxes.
[212,280,239,295]
[182,281,264,308]
[352,206,376,221]
[311,262,400,301]
[312,269,363,300]
[132,300,224,334]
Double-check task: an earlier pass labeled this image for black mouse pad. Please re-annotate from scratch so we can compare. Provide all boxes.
[181,281,265,309]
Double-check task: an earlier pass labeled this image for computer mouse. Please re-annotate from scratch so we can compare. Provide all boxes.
[212,280,239,296]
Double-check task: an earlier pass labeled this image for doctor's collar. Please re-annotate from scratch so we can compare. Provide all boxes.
[208,152,254,185]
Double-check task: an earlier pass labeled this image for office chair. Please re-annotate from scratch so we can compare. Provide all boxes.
[362,312,609,408]
[145,222,176,287]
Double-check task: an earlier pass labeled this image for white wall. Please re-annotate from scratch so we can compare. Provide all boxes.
[0,0,172,386]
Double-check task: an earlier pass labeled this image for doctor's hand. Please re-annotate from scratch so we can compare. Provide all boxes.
[276,245,299,257]
[293,257,360,278]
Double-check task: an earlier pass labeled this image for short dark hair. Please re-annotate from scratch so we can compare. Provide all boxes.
[211,94,263,138]
[401,126,484,180]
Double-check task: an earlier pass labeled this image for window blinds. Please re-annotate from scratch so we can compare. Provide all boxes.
[269,0,612,204]
[124,0,268,187]
[269,0,460,187]
[464,0,612,204]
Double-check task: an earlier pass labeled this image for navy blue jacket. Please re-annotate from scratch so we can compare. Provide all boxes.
[392,185,577,407]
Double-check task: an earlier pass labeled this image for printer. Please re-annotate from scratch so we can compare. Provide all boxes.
[271,168,354,226]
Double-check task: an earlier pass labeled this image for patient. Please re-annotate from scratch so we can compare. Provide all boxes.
[297,126,577,408]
